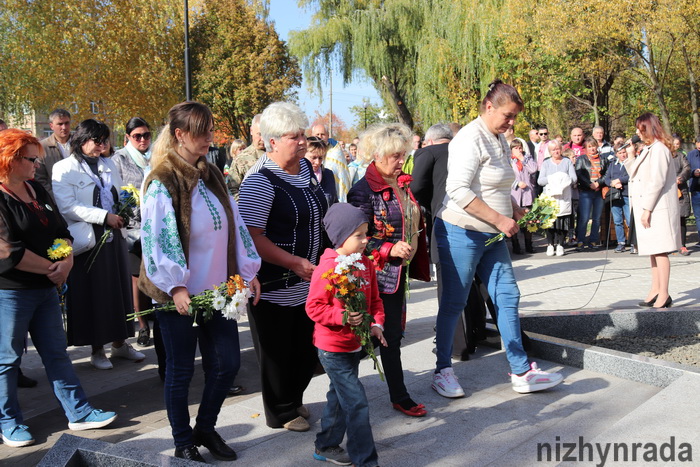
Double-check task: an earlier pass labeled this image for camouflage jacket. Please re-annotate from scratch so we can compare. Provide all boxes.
[226,144,265,199]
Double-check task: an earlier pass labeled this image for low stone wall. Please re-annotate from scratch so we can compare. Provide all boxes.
[520,308,700,387]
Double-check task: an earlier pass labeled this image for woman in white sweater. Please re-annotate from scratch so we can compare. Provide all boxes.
[431,80,563,399]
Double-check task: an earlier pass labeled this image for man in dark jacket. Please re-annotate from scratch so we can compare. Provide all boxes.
[410,123,453,300]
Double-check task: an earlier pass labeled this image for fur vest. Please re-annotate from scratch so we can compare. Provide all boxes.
[138,150,237,303]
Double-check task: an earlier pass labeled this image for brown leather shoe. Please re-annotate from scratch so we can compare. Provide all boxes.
[283,416,310,432]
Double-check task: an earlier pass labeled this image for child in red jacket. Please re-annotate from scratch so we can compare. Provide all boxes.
[307,203,386,467]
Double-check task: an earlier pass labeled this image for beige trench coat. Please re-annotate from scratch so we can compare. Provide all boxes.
[625,141,681,255]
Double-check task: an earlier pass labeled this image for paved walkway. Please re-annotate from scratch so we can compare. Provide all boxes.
[3,238,699,465]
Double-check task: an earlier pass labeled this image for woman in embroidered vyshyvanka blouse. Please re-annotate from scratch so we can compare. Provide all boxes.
[138,102,261,463]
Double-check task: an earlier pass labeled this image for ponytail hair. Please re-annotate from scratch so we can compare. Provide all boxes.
[149,124,175,170]
[480,79,524,113]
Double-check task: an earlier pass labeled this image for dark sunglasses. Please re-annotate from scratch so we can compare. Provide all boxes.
[130,132,151,141]
[306,136,327,147]
[92,137,108,145]
[539,132,548,136]
[22,156,40,164]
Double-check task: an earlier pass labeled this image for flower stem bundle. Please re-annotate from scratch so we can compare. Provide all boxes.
[485,194,560,246]
[86,184,140,272]
[128,275,251,327]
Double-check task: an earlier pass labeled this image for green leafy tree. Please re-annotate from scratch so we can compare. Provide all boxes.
[0,0,184,128]
[190,0,301,140]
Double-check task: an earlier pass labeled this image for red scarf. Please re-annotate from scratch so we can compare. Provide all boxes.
[512,155,523,172]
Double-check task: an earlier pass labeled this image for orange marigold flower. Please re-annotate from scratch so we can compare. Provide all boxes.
[325,284,334,291]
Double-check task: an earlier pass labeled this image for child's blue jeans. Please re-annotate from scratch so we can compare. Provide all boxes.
[315,349,379,467]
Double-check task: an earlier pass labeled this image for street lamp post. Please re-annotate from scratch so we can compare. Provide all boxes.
[184,0,192,100]
[363,100,368,129]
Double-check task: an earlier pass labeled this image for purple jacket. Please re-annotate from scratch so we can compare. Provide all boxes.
[348,162,430,294]
[510,154,538,207]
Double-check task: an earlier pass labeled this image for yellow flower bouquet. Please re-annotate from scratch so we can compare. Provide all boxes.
[485,194,560,246]
[47,238,72,260]
[86,184,140,271]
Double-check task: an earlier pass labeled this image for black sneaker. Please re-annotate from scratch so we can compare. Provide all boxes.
[137,327,150,347]
[313,446,352,465]
[174,445,207,463]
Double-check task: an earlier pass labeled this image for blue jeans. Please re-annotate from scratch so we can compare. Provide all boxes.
[0,287,92,431]
[157,309,240,448]
[577,190,604,245]
[611,196,631,245]
[316,349,378,467]
[692,192,700,237]
[433,219,529,375]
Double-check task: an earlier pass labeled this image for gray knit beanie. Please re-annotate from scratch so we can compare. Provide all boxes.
[323,203,368,249]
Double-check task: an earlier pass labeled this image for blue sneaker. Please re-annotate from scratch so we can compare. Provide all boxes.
[2,424,35,447]
[68,409,117,431]
[314,446,352,465]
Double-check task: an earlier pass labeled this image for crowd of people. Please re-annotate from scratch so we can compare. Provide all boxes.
[0,87,690,464]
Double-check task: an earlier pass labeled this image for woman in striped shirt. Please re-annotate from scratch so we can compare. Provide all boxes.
[238,102,329,433]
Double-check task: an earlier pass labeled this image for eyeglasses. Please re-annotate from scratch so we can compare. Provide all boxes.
[539,132,548,136]
[22,156,40,164]
[92,137,108,146]
[130,132,151,141]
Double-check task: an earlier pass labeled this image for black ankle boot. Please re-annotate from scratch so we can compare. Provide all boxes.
[18,369,37,388]
[193,427,237,461]
[511,238,522,254]
[174,445,207,463]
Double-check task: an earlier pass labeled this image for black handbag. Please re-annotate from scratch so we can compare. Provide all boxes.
[604,186,622,201]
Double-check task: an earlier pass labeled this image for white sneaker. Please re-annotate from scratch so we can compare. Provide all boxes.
[546,245,555,256]
[511,362,563,394]
[90,349,113,370]
[431,367,465,398]
[111,342,145,362]
[555,245,565,256]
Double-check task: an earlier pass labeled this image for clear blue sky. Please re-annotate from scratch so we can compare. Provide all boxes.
[267,0,381,134]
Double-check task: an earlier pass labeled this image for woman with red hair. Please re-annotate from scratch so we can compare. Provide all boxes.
[0,129,116,448]
[625,113,681,308]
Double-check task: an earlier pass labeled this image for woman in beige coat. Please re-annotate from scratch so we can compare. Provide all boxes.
[625,113,681,308]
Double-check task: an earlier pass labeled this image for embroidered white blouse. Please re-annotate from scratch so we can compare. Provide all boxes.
[141,179,260,296]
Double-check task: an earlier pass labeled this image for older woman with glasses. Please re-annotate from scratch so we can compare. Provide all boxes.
[238,102,329,432]
[113,117,153,346]
[52,119,144,371]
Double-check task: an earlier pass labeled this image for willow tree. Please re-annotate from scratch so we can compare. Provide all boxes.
[190,0,301,139]
[290,0,424,128]
[414,0,505,125]
[0,0,184,127]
